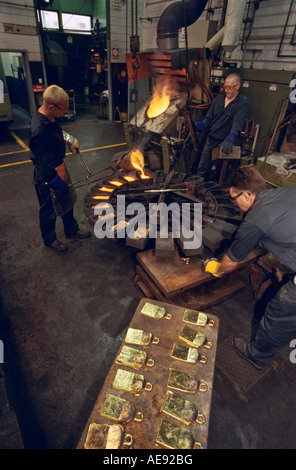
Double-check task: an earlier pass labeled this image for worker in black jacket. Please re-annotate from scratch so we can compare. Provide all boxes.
[204,165,296,370]
[29,85,91,252]
[194,73,249,181]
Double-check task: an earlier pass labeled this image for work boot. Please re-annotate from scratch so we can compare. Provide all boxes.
[67,228,91,239]
[47,239,67,252]
[231,336,264,370]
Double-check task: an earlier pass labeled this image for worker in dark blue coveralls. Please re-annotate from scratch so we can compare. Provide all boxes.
[194,73,249,181]
[29,85,91,252]
[204,165,296,370]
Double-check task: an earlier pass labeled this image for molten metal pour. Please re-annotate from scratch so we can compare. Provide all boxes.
[114,149,150,180]
[146,85,170,119]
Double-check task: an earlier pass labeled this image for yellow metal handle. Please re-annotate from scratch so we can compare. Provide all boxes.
[123,434,133,446]
[200,355,208,364]
[144,382,153,392]
[196,411,206,425]
[147,358,155,367]
[134,411,144,422]
[198,382,208,392]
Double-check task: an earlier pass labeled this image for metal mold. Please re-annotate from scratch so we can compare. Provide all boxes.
[84,170,243,257]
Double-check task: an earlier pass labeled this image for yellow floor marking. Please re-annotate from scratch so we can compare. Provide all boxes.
[0,149,29,157]
[10,131,30,151]
[0,160,31,168]
[0,142,127,169]
[65,142,127,156]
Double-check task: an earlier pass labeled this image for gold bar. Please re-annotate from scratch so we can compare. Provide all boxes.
[171,342,200,364]
[100,394,143,423]
[167,368,208,394]
[108,180,124,187]
[123,175,137,182]
[183,309,214,327]
[140,302,171,320]
[125,328,159,347]
[156,420,203,450]
[112,369,152,394]
[92,195,110,200]
[116,345,154,369]
[100,394,133,422]
[84,423,133,449]
[178,325,206,348]
[98,186,114,192]
[167,368,198,394]
[161,391,197,425]
[178,325,213,349]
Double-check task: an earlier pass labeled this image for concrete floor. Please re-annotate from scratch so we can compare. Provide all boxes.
[0,97,295,449]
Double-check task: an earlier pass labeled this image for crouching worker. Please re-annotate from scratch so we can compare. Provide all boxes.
[29,85,91,252]
[204,165,296,369]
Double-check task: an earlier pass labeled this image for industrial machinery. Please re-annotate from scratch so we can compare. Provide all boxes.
[84,0,251,259]
[81,0,294,301]
[83,0,265,274]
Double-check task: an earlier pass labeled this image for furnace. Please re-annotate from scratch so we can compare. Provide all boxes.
[84,65,243,257]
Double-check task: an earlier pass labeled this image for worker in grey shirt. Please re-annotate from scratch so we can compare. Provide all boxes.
[204,165,296,369]
[194,73,248,181]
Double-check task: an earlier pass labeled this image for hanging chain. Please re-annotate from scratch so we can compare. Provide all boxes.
[131,0,134,36]
[135,0,138,37]
[134,0,139,127]
[130,0,139,128]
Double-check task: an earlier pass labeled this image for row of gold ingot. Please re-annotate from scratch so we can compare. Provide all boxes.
[84,301,214,450]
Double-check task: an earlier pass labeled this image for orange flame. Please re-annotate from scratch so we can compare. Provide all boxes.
[147,85,170,119]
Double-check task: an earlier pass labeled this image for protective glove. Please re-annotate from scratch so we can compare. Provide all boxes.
[204,258,222,277]
[68,137,79,155]
[194,120,206,132]
[62,130,79,155]
[49,174,69,196]
[221,131,237,154]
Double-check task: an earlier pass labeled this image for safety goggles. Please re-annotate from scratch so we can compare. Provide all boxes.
[52,102,68,112]
[230,192,243,201]
[223,84,239,91]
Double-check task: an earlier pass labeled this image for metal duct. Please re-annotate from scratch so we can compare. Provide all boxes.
[205,26,225,51]
[222,0,247,58]
[157,0,208,51]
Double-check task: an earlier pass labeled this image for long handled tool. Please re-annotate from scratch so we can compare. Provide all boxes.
[77,149,92,177]
[69,150,116,189]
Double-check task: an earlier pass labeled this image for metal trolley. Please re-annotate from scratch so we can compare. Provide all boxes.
[61,89,76,121]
